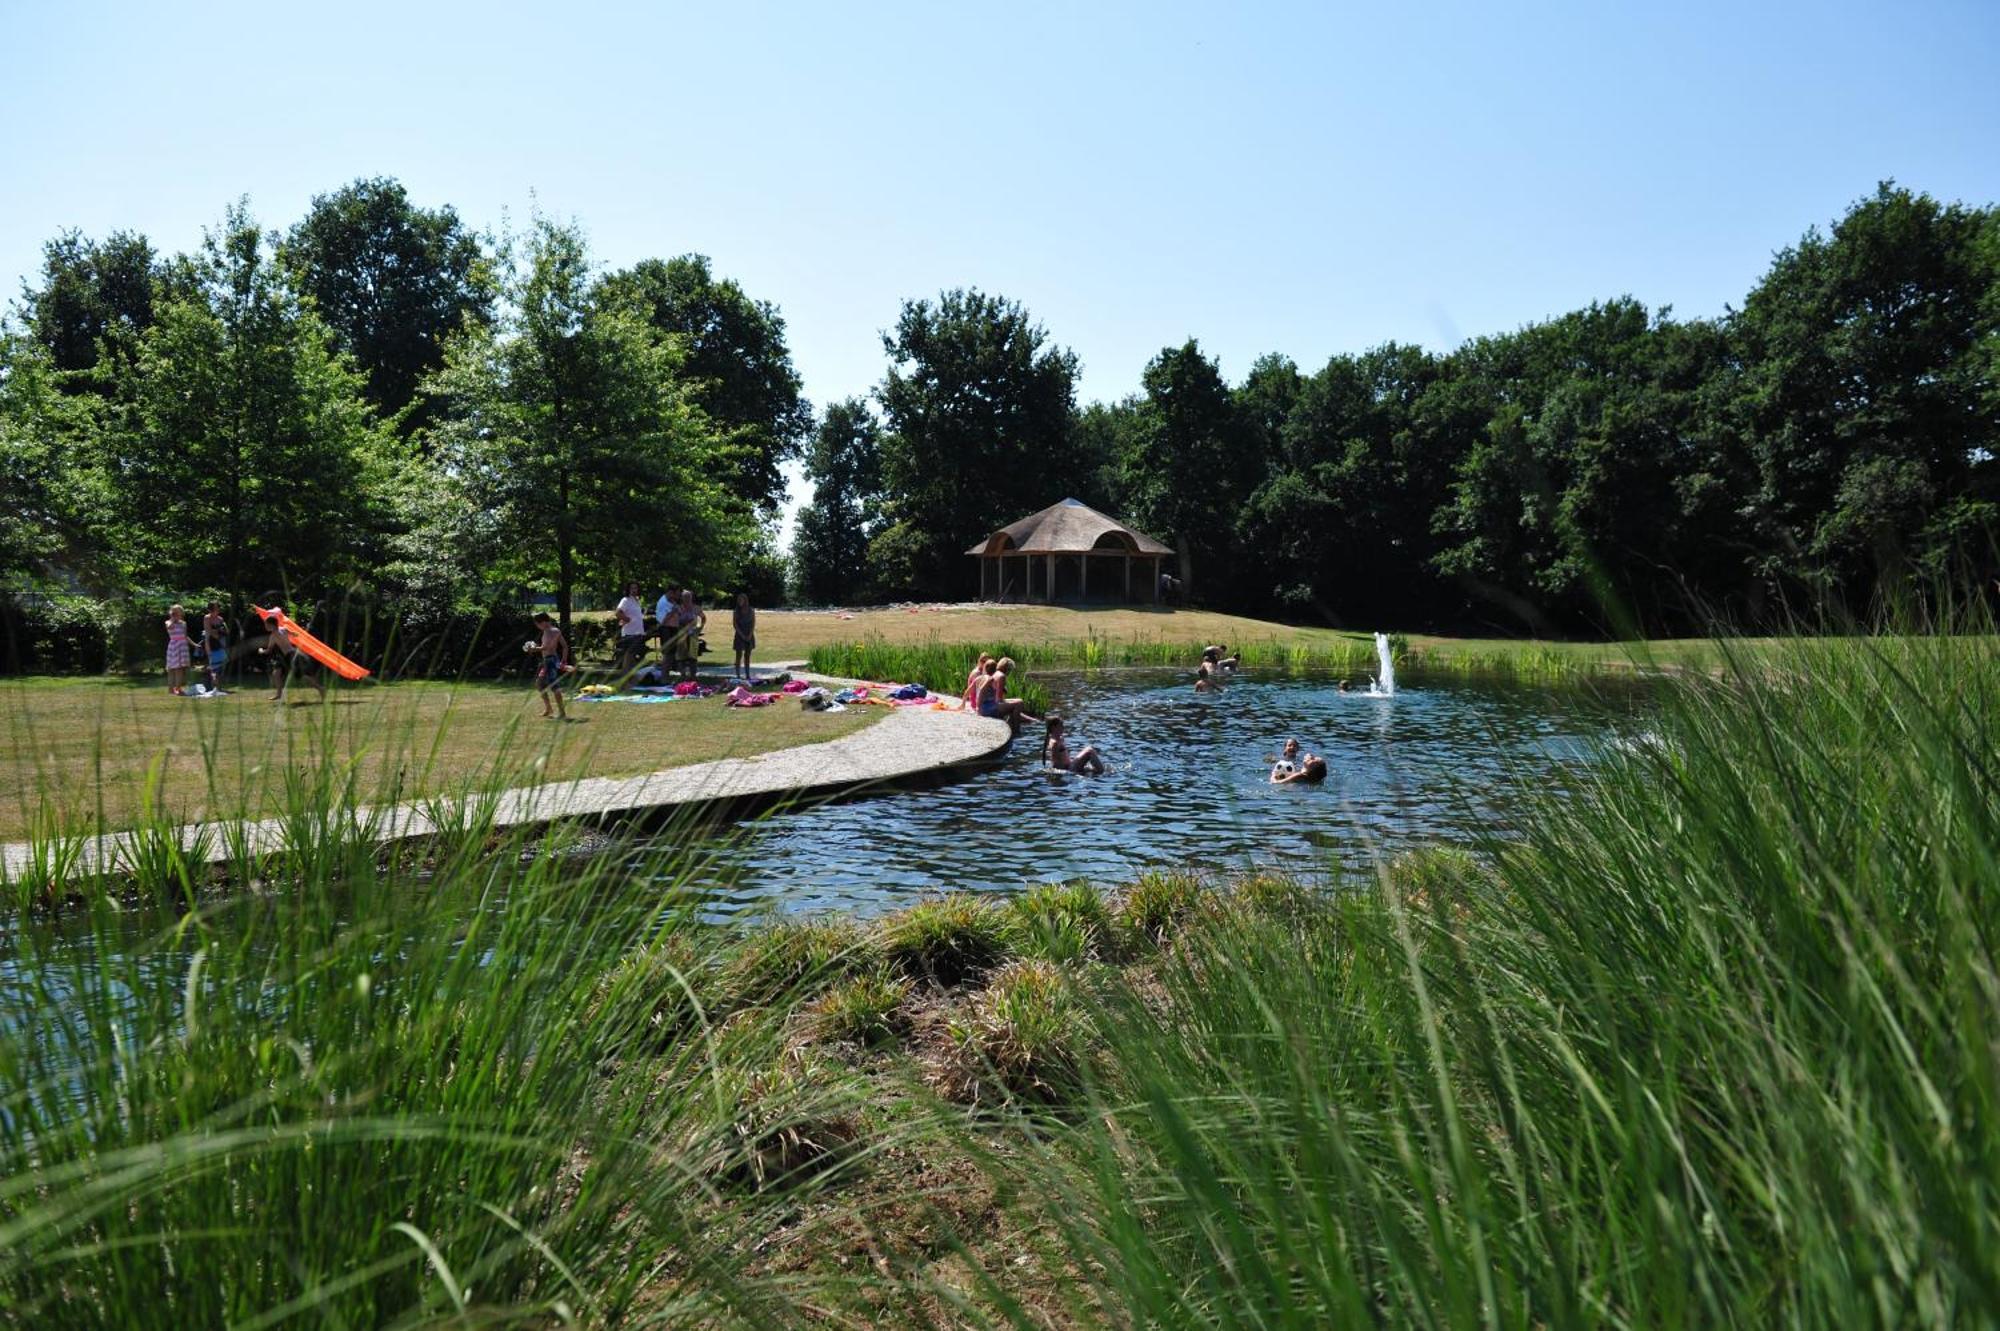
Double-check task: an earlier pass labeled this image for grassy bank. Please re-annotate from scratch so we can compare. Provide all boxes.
[4,627,1996,1325]
[0,676,878,842]
[775,603,1813,683]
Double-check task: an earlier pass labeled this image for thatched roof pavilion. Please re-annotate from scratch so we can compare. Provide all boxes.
[965,498,1175,603]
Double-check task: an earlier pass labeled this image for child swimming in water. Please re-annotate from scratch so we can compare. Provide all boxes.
[1044,715,1105,775]
[1270,737,1302,781]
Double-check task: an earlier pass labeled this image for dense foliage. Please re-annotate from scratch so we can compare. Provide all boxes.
[5,180,1995,669]
[0,183,806,672]
[814,183,1998,631]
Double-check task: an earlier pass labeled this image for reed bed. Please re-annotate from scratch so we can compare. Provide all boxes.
[975,629,2000,1328]
[809,630,1610,692]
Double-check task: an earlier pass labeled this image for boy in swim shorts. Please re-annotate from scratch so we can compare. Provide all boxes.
[526,612,571,719]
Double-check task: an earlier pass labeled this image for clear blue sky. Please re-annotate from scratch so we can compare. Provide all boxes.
[5,0,1997,529]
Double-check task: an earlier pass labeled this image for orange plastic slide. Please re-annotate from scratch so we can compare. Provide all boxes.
[252,606,371,681]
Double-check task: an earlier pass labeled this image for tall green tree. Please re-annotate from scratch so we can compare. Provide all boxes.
[872,290,1082,598]
[596,255,811,515]
[1726,183,1999,605]
[790,398,882,604]
[1241,344,1450,624]
[20,230,162,378]
[284,178,492,430]
[0,334,107,589]
[425,217,751,634]
[103,205,393,598]
[1119,340,1245,598]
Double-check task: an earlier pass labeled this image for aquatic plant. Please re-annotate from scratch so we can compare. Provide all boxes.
[881,894,1012,987]
[947,958,1086,1106]
[0,817,806,1327]
[1006,880,1116,962]
[722,914,877,1009]
[1113,868,1206,950]
[806,969,912,1048]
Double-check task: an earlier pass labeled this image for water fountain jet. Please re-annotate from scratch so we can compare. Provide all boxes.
[1368,632,1397,697]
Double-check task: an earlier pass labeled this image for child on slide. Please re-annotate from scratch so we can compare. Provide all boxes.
[1043,715,1104,775]
[526,613,572,719]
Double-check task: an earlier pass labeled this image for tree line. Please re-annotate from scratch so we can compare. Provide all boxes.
[0,179,806,670]
[795,183,1999,635]
[3,180,1995,675]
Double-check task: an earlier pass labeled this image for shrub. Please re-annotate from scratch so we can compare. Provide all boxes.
[882,895,1011,987]
[1115,869,1206,949]
[807,970,912,1048]
[1227,872,1319,921]
[948,960,1085,1105]
[723,916,876,1009]
[703,1053,861,1191]
[1008,880,1115,962]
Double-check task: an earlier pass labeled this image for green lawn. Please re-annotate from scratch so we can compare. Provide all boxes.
[0,675,879,841]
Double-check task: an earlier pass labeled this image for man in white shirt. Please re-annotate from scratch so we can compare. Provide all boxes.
[614,582,648,675]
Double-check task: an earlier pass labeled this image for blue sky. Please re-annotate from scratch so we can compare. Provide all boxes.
[4,0,1996,527]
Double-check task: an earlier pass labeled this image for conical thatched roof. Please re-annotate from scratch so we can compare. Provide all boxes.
[965,498,1174,556]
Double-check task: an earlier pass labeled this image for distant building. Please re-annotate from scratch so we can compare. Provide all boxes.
[965,499,1175,604]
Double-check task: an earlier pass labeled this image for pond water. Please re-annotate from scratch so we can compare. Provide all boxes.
[0,668,1633,1089]
[682,668,1628,917]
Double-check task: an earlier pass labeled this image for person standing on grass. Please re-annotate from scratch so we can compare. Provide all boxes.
[164,604,191,695]
[674,589,706,680]
[526,612,571,719]
[259,594,326,705]
[201,601,228,691]
[731,592,757,682]
[614,581,648,675]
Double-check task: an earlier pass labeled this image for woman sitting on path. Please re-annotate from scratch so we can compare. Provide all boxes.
[1043,715,1105,775]
[977,657,1039,733]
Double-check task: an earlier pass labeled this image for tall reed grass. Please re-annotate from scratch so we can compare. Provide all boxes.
[0,789,869,1327]
[973,630,2000,1327]
[809,630,1601,692]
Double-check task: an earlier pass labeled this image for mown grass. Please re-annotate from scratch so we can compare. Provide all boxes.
[0,675,878,842]
[3,625,1996,1326]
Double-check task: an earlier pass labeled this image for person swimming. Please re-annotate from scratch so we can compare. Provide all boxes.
[1043,715,1105,775]
[1272,753,1328,785]
[1270,737,1303,781]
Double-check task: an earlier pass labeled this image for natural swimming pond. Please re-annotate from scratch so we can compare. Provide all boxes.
[0,668,1636,1079]
[682,668,1633,917]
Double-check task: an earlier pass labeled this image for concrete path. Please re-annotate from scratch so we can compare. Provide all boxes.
[1,702,1013,881]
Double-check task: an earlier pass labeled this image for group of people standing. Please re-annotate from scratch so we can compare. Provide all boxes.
[611,585,760,683]
[163,599,325,702]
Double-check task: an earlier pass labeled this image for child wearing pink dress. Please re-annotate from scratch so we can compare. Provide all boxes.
[164,604,191,695]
